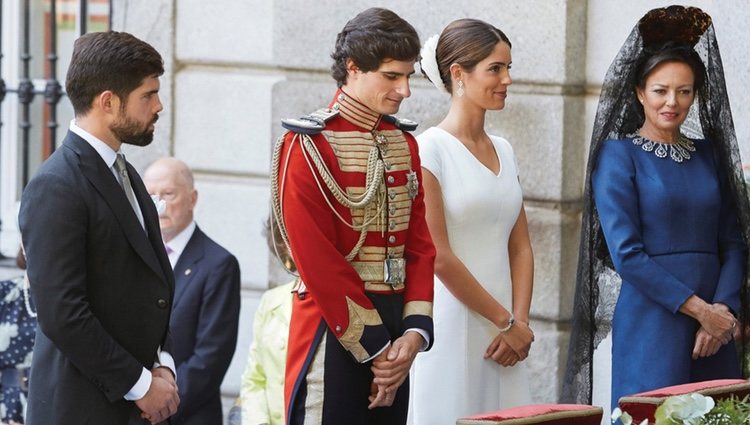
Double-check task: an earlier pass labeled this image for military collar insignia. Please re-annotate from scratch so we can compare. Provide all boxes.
[332,90,382,131]
[333,91,420,132]
[280,89,419,135]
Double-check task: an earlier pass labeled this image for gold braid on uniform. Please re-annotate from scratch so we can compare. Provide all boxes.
[271,132,386,265]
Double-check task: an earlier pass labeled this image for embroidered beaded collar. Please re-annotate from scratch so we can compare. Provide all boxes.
[629,133,696,163]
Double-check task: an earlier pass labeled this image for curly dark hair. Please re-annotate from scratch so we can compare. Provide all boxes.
[330,8,420,87]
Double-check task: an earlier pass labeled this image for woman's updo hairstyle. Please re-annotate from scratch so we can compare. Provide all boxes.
[427,19,511,94]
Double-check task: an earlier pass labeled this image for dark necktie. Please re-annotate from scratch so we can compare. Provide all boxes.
[114,153,144,229]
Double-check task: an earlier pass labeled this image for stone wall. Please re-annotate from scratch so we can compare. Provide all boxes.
[111,0,750,420]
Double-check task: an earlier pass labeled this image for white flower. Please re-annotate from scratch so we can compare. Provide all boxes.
[419,34,448,94]
[3,283,20,303]
[18,351,33,368]
[0,323,19,351]
[151,194,167,216]
[656,393,714,425]
[612,407,634,425]
[612,407,649,425]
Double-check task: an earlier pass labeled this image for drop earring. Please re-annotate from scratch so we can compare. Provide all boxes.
[457,80,464,97]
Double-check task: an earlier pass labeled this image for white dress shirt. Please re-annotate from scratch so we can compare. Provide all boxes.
[165,221,196,269]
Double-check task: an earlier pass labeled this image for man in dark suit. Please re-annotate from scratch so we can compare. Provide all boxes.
[144,157,241,425]
[19,31,179,425]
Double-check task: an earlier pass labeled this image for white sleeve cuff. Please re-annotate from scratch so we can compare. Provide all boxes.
[157,350,176,376]
[124,367,152,401]
[363,341,391,363]
[404,328,430,351]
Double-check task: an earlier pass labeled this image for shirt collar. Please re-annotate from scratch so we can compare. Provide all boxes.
[69,119,119,168]
[329,89,382,131]
[165,221,196,268]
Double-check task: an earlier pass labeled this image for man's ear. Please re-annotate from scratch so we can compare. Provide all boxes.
[96,90,119,114]
[346,58,360,77]
[190,189,198,209]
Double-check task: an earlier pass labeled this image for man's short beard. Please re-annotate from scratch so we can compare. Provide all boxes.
[111,111,156,147]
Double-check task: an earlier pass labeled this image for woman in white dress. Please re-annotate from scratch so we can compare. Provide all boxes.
[409,19,535,424]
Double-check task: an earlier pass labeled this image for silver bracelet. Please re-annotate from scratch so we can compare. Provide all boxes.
[498,313,515,333]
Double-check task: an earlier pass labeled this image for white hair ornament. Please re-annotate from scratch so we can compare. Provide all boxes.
[419,34,448,94]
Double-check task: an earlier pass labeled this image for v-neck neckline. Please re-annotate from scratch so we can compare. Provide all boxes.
[433,127,503,177]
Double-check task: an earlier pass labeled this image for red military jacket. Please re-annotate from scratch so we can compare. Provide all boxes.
[275,89,435,391]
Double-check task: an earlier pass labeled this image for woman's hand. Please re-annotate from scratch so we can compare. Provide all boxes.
[692,327,722,359]
[680,296,736,344]
[697,303,736,344]
[485,335,519,366]
[498,320,534,360]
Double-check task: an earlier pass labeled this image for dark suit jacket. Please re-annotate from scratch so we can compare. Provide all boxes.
[170,226,240,425]
[19,131,175,425]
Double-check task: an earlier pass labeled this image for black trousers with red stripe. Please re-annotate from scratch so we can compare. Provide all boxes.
[290,293,409,425]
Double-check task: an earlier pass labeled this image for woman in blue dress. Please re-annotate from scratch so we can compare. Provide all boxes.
[562,5,750,408]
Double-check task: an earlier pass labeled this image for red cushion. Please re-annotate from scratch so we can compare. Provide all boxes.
[619,379,750,423]
[457,404,603,425]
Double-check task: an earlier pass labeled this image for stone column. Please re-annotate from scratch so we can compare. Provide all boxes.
[111,0,174,167]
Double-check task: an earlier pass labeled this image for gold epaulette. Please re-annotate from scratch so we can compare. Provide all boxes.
[281,108,339,135]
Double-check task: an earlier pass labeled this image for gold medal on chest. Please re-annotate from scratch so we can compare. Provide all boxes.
[406,170,418,200]
[374,131,388,154]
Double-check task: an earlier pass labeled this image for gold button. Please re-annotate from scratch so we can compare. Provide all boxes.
[389,222,396,230]
[388,235,396,243]
[387,176,395,184]
[335,325,342,333]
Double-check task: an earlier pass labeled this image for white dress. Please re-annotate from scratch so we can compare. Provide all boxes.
[409,127,531,424]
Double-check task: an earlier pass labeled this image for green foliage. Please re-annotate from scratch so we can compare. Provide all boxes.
[701,396,750,424]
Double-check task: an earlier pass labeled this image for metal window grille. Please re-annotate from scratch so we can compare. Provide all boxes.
[0,0,112,257]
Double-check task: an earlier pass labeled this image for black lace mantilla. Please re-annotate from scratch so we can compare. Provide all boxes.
[561,6,750,404]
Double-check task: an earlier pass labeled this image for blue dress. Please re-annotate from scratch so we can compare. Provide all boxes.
[593,137,745,408]
[0,277,36,424]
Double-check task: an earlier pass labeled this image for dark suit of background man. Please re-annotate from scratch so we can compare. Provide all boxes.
[144,157,241,425]
[19,31,180,425]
